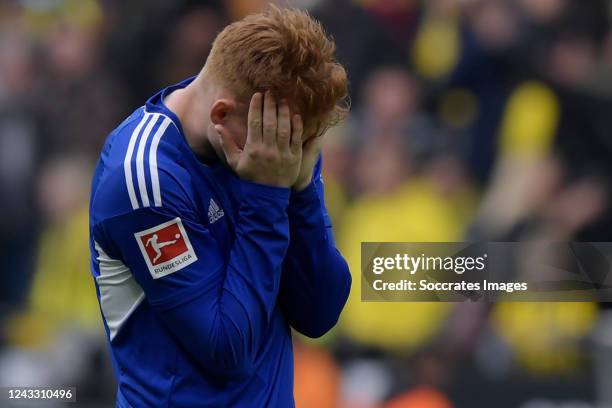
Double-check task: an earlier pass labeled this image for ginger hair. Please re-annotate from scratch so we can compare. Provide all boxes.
[204,6,349,136]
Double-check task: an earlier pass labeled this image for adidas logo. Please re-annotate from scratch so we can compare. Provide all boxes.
[208,198,225,224]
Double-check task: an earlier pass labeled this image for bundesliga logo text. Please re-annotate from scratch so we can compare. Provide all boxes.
[134,217,198,279]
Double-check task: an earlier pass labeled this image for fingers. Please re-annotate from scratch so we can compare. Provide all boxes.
[248,90,301,157]
[303,133,323,156]
[262,91,277,146]
[247,92,263,144]
[277,99,291,152]
[290,114,303,154]
[215,124,241,168]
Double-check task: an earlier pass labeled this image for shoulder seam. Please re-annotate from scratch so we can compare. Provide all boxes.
[116,106,145,134]
[144,107,182,134]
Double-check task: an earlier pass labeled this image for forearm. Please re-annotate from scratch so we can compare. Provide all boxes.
[280,181,352,338]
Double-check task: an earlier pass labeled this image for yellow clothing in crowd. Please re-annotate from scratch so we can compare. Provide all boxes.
[6,207,101,348]
[337,179,475,351]
[493,302,597,375]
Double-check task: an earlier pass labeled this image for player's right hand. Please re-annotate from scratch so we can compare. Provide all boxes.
[216,91,303,188]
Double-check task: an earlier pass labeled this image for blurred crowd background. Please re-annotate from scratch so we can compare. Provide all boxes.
[1,0,612,407]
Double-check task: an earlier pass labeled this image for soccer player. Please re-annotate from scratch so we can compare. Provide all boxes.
[89,6,352,408]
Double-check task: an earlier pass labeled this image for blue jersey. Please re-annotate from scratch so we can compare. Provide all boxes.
[89,77,351,407]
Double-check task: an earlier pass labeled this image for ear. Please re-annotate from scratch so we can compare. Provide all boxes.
[210,99,237,126]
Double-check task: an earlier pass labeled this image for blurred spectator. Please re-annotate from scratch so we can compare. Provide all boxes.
[411,0,461,81]
[469,81,560,239]
[313,0,406,104]
[492,302,598,375]
[337,146,475,354]
[154,6,225,85]
[0,6,40,321]
[0,155,112,401]
[36,4,127,156]
[350,67,420,150]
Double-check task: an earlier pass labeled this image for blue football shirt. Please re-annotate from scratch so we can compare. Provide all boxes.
[89,77,351,407]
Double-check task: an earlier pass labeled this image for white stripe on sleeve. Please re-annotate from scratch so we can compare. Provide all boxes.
[124,113,150,210]
[149,117,172,207]
[135,113,159,208]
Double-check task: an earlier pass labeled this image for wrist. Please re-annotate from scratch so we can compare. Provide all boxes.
[293,181,310,192]
[238,178,292,200]
[290,178,318,204]
[293,174,314,192]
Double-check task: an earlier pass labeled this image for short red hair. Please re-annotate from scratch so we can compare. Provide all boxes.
[205,6,349,136]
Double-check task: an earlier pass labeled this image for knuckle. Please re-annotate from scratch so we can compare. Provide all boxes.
[262,150,277,162]
[247,149,259,160]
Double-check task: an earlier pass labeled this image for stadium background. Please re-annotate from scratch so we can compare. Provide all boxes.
[1,0,612,407]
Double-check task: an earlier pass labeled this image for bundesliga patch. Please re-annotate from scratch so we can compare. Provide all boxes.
[134,217,197,279]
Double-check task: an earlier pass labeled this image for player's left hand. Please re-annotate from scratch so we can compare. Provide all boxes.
[293,134,323,192]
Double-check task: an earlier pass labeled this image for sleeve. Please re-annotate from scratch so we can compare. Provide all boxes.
[98,168,291,379]
[278,156,352,338]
